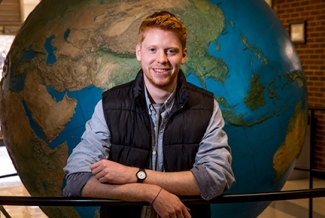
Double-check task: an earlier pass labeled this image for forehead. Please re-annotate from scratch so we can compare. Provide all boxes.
[141,28,183,47]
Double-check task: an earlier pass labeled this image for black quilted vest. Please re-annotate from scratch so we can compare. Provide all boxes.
[101,70,213,218]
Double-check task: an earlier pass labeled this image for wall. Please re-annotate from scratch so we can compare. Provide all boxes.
[274,0,325,173]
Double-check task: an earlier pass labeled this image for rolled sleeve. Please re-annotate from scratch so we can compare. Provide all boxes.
[63,172,93,197]
[192,100,235,200]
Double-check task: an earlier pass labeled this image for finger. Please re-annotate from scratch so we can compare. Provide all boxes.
[98,177,107,183]
[94,171,110,183]
[183,207,191,218]
[176,208,187,218]
[91,165,103,175]
[93,167,107,178]
[90,161,101,170]
[176,212,184,218]
[91,163,106,176]
[98,175,108,183]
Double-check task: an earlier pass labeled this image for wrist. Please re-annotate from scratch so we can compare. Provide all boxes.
[150,187,162,205]
[144,185,162,203]
[136,168,147,183]
[129,167,139,183]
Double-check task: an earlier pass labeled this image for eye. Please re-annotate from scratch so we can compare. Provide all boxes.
[167,48,178,55]
[148,48,156,53]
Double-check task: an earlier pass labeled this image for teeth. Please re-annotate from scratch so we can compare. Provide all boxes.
[154,69,169,72]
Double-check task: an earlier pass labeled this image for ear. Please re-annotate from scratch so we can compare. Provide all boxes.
[136,44,141,61]
[181,47,187,64]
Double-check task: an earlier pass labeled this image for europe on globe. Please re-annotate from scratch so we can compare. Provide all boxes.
[0,0,307,217]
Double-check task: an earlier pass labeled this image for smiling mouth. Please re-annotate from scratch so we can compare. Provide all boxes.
[153,68,171,73]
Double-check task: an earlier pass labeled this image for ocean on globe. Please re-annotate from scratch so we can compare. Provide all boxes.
[0,0,307,217]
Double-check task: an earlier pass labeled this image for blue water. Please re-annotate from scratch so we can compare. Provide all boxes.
[19,46,36,62]
[9,46,37,91]
[24,84,103,154]
[64,29,70,40]
[204,0,306,217]
[44,35,57,64]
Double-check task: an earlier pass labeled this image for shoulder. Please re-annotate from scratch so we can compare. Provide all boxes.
[183,82,214,111]
[102,80,134,99]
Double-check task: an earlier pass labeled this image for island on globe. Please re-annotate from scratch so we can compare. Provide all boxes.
[0,0,307,217]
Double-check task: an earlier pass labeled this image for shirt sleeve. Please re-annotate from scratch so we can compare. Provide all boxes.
[190,100,236,200]
[63,172,93,197]
[63,100,111,177]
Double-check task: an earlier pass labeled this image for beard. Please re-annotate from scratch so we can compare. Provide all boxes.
[144,69,178,91]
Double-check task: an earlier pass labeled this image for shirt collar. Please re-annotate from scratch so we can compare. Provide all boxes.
[144,86,176,115]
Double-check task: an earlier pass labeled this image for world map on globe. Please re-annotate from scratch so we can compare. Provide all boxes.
[0,0,307,217]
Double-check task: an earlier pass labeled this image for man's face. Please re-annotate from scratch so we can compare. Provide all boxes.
[136,28,187,92]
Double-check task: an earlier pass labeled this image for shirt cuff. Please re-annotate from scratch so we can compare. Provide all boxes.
[63,172,93,197]
[190,165,219,200]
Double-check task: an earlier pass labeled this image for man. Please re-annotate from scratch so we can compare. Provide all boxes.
[63,11,235,218]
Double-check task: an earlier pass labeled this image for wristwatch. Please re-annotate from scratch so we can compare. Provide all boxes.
[136,168,147,183]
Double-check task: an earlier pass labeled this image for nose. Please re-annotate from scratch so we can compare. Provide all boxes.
[157,50,168,64]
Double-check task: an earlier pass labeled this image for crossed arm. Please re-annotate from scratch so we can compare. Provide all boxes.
[64,100,235,217]
[81,159,199,217]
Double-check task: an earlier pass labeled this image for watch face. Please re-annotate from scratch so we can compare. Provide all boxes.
[137,171,146,179]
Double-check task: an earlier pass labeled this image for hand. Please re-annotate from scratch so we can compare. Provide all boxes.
[152,189,191,218]
[90,160,136,184]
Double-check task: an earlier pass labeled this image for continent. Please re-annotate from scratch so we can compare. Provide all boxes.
[0,91,80,217]
[244,74,266,111]
[181,0,228,87]
[7,0,228,93]
[6,0,190,92]
[22,69,77,142]
[273,103,308,180]
[88,0,190,54]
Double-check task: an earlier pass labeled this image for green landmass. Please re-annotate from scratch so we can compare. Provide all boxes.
[244,74,266,111]
[229,19,235,27]
[246,108,281,127]
[221,110,245,126]
[241,35,269,66]
[239,32,278,112]
[181,0,229,87]
[285,70,306,88]
[215,96,246,126]
[266,79,280,104]
[215,96,232,108]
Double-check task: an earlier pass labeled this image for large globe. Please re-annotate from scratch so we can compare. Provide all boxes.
[0,0,307,217]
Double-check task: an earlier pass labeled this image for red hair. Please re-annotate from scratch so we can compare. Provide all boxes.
[138,11,187,48]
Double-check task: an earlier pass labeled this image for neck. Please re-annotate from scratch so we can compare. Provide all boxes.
[145,82,175,104]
